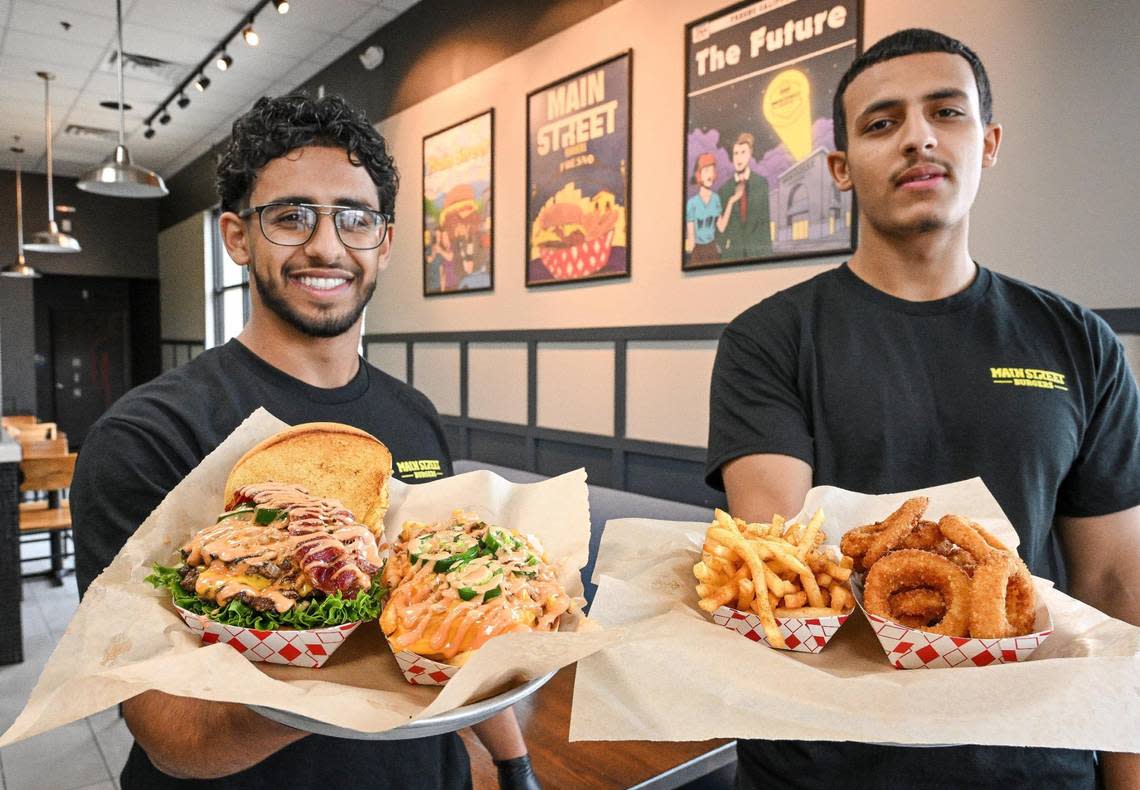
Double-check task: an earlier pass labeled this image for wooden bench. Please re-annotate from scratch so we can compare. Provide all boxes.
[18,453,77,586]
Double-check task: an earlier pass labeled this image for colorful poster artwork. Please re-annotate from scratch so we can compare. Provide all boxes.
[423,110,493,296]
[526,52,631,287]
[683,0,860,270]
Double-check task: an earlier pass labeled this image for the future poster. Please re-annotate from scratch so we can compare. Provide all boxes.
[526,52,631,287]
[683,0,859,270]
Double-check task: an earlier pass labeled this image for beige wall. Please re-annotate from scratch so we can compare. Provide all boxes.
[157,211,208,342]
[363,0,1139,440]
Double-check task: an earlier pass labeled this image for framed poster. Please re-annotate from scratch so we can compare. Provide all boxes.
[422,109,494,296]
[526,51,631,287]
[683,0,860,270]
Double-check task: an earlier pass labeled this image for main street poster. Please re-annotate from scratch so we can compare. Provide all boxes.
[683,0,859,270]
[526,52,631,287]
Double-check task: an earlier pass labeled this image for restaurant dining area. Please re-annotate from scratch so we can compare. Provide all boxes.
[1,1,1138,789]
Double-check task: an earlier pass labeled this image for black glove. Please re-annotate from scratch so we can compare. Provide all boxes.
[494,754,542,790]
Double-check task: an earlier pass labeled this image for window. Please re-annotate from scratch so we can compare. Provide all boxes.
[210,208,250,346]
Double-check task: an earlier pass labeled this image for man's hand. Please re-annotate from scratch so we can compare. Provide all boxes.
[123,690,308,779]
[1058,505,1140,790]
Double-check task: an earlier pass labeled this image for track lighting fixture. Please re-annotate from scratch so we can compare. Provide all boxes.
[242,23,259,46]
[216,52,233,71]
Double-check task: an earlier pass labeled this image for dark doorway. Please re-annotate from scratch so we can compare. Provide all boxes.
[49,308,129,446]
[33,275,161,448]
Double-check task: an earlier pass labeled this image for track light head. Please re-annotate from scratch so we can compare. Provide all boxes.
[273,0,289,13]
[176,93,190,109]
[242,23,259,46]
[216,52,233,71]
[143,126,155,139]
[194,74,211,92]
[158,111,171,125]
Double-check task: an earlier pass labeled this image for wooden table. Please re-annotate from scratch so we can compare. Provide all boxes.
[460,666,733,789]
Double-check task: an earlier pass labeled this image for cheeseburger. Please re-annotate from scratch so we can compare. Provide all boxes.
[148,423,392,629]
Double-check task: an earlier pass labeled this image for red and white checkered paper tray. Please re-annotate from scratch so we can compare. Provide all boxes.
[174,605,362,668]
[389,648,460,686]
[850,580,1053,669]
[711,605,851,653]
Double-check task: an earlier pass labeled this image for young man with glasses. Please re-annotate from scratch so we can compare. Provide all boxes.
[72,94,540,790]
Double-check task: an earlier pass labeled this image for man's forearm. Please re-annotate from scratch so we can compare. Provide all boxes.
[123,690,308,779]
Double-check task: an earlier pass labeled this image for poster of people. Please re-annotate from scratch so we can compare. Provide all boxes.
[423,110,493,295]
[683,0,859,270]
[526,52,631,287]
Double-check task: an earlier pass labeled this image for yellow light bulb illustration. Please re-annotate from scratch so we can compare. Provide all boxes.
[763,69,812,162]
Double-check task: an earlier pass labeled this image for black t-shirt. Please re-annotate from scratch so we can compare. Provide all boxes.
[71,339,468,790]
[706,264,1140,788]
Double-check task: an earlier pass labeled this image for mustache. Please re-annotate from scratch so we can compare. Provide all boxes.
[891,156,953,185]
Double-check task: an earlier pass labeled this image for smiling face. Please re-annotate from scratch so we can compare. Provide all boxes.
[221,145,391,339]
[827,52,1001,239]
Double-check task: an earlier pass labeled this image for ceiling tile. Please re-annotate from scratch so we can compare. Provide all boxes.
[122,0,244,41]
[2,30,105,71]
[7,0,115,47]
[269,0,374,35]
[305,34,360,72]
[121,22,215,66]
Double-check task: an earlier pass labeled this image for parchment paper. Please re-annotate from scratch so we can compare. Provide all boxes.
[1,409,618,746]
[569,478,1140,751]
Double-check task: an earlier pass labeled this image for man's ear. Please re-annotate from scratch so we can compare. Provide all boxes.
[218,211,251,267]
[982,123,1002,169]
[827,150,854,191]
[377,224,394,273]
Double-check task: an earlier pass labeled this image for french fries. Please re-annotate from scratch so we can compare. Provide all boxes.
[693,508,855,649]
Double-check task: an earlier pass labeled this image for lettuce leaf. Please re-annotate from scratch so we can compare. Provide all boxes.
[144,563,386,631]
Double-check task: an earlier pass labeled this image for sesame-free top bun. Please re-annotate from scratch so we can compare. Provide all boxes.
[223,422,392,536]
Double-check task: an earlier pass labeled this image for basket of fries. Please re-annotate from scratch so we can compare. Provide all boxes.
[695,509,855,652]
[842,497,1053,669]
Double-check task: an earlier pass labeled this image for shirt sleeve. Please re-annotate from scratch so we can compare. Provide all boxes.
[705,303,814,491]
[71,416,193,599]
[1055,320,1140,517]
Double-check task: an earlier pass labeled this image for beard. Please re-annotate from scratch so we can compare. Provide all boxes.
[250,258,377,339]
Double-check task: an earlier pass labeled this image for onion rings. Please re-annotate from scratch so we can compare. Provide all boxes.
[861,497,930,569]
[864,549,973,637]
[888,587,946,628]
[937,515,1007,564]
[969,555,1037,638]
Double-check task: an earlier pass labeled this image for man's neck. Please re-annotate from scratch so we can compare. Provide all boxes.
[236,315,361,389]
[848,221,976,302]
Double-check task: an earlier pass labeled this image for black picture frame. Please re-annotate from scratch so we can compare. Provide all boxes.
[682,0,862,271]
[525,50,632,288]
[422,109,495,296]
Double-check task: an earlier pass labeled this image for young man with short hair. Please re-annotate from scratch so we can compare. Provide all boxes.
[73,94,539,790]
[706,29,1139,788]
[715,132,771,260]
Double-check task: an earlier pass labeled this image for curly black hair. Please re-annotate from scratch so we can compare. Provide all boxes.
[216,93,398,216]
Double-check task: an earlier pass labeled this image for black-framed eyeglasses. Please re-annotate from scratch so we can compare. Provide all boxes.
[237,203,391,250]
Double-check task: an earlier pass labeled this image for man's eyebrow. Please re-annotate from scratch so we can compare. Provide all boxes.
[856,88,971,121]
[260,195,379,210]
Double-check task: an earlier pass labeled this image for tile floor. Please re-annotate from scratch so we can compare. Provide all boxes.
[1,574,129,790]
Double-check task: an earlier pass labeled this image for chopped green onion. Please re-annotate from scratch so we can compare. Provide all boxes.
[483,585,502,602]
[458,587,478,601]
[254,507,284,525]
[215,506,254,523]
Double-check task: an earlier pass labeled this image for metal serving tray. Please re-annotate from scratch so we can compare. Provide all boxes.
[249,671,556,740]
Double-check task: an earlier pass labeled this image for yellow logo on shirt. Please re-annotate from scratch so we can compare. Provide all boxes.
[395,459,444,480]
[989,367,1068,391]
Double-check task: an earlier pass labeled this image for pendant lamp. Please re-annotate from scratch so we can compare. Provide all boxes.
[2,140,41,278]
[77,0,167,198]
[24,72,81,253]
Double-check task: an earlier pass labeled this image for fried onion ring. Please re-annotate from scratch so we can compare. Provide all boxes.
[889,587,945,619]
[864,549,972,636]
[861,497,930,569]
[840,521,886,572]
[937,515,1007,564]
[969,555,1036,638]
